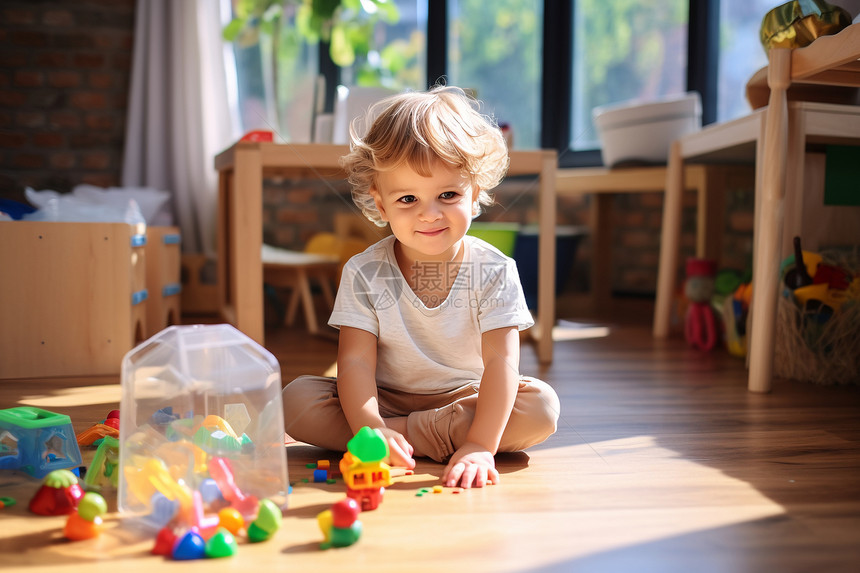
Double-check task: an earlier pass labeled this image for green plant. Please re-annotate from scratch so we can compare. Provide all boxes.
[223,0,403,140]
[223,0,400,68]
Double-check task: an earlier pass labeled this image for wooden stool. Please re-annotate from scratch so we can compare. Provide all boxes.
[262,232,372,336]
[262,244,339,336]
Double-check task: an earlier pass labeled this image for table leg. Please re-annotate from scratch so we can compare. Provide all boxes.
[698,166,727,262]
[653,141,684,338]
[536,151,556,364]
[747,48,791,393]
[591,194,613,310]
[230,146,265,344]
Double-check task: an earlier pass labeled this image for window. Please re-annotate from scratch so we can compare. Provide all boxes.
[717,0,777,122]
[223,1,788,158]
[339,0,428,91]
[447,0,543,150]
[569,0,689,152]
[223,0,426,143]
[223,1,319,142]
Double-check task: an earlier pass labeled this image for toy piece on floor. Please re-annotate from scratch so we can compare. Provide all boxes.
[205,528,239,558]
[217,507,245,535]
[170,527,239,560]
[76,423,119,447]
[0,406,83,478]
[313,468,328,482]
[0,497,16,508]
[82,435,119,491]
[172,530,207,560]
[318,497,362,549]
[711,268,752,358]
[151,527,178,556]
[29,469,85,515]
[340,427,392,511]
[721,283,751,358]
[246,498,283,542]
[684,258,718,351]
[76,410,121,447]
[64,492,108,540]
[151,498,280,559]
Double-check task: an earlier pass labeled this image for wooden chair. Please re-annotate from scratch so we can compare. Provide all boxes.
[262,230,373,336]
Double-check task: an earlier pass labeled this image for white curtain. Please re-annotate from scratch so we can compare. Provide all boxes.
[122,0,236,255]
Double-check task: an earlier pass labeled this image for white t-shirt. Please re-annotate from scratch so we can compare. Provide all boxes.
[329,235,534,394]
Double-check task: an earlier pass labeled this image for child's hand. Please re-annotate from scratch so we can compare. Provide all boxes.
[443,442,500,488]
[375,427,416,470]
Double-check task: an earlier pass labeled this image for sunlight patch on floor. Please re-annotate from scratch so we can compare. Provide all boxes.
[552,319,610,341]
[19,384,122,408]
[491,436,788,569]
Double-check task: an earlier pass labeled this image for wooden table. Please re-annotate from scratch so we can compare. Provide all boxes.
[656,22,860,393]
[555,164,743,310]
[214,143,558,363]
[653,101,860,392]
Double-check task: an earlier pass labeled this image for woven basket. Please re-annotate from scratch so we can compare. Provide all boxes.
[772,251,859,385]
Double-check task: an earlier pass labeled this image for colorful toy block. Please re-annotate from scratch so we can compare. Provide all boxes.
[0,407,83,478]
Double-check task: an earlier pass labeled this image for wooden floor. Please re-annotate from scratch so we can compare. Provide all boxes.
[1,298,859,572]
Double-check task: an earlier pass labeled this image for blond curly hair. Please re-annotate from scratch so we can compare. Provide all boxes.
[340,85,510,227]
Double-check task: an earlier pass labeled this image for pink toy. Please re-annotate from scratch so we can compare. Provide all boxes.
[684,258,718,351]
[208,457,258,516]
[189,490,220,537]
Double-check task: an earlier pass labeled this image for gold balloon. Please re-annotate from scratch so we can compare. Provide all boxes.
[760,0,852,52]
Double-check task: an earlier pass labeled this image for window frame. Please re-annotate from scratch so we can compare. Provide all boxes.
[544,0,720,167]
[317,0,722,167]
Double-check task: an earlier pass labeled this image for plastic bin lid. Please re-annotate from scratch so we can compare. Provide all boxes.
[592,92,701,129]
[518,224,588,237]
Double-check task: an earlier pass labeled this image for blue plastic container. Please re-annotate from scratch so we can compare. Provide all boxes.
[513,225,587,309]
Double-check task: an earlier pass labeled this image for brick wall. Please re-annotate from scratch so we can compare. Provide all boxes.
[262,174,757,296]
[0,0,136,203]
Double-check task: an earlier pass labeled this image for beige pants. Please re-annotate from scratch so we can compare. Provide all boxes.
[283,375,560,463]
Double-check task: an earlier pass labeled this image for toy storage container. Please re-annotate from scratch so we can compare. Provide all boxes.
[0,406,83,478]
[0,221,147,379]
[118,324,289,522]
[593,91,702,167]
[514,225,587,309]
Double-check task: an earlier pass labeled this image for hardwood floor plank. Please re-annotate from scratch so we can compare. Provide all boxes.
[1,308,858,571]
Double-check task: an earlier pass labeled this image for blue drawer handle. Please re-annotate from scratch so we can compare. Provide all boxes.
[132,289,148,305]
[163,234,181,245]
[131,234,147,247]
[162,283,182,297]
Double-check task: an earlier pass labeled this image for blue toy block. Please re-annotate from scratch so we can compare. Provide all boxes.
[0,407,84,479]
[313,468,328,483]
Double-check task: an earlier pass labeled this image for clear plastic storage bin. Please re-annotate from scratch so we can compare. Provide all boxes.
[118,324,288,525]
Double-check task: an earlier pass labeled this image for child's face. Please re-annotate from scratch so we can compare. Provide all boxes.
[371,160,475,262]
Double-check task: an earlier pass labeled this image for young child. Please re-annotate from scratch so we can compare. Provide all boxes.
[283,85,560,489]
